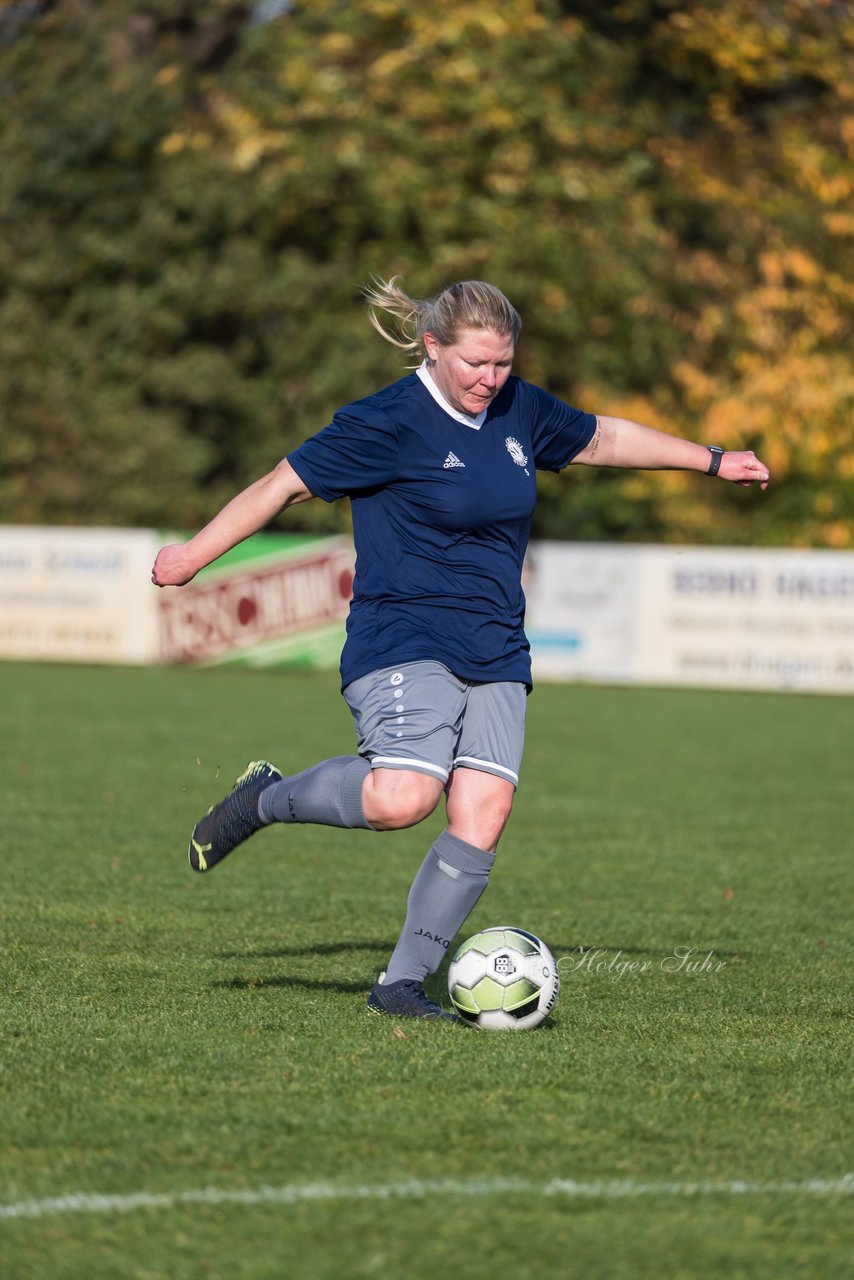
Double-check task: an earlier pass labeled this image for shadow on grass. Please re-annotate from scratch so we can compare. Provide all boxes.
[213,940,395,995]
[212,943,452,1005]
[213,974,371,993]
[213,972,452,1000]
[216,939,396,961]
[217,940,749,962]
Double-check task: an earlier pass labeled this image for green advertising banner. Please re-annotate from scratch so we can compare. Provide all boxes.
[156,532,354,671]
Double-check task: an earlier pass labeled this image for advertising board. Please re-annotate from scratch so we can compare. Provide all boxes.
[0,526,160,664]
[526,542,854,694]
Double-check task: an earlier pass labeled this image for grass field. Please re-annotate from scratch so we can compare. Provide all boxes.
[1,662,851,1279]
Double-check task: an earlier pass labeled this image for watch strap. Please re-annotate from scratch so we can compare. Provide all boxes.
[706,446,725,477]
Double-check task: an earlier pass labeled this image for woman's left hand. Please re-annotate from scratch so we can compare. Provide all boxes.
[717,451,771,489]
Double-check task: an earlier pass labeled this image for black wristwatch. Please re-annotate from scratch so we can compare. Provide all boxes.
[706,445,725,477]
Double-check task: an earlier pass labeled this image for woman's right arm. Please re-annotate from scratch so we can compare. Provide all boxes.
[151,458,315,587]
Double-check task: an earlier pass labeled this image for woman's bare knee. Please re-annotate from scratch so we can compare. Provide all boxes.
[362,768,444,830]
[445,768,516,852]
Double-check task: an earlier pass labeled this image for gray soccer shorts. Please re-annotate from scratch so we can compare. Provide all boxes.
[342,660,527,786]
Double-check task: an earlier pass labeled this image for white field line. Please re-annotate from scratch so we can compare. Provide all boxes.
[1,1174,852,1222]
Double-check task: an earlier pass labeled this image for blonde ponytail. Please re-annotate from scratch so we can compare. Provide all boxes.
[364,275,521,361]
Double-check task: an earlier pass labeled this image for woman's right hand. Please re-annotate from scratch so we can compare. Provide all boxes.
[151,543,198,588]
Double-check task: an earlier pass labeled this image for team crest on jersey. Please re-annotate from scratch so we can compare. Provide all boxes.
[505,436,529,474]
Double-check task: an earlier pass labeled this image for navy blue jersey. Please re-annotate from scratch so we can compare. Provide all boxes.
[288,373,595,688]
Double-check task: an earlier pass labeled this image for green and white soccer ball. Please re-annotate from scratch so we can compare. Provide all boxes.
[447,927,559,1030]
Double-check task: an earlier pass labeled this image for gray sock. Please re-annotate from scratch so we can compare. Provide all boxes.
[383,830,495,984]
[258,756,373,829]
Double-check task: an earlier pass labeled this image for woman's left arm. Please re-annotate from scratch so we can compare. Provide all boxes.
[572,416,771,489]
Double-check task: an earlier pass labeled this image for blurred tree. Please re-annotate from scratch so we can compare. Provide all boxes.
[585,0,854,548]
[0,0,851,545]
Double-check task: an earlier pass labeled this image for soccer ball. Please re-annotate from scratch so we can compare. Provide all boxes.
[447,926,559,1030]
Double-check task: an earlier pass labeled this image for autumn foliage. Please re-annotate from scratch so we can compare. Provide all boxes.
[1,0,851,545]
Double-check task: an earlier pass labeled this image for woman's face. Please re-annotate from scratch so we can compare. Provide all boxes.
[423,326,515,417]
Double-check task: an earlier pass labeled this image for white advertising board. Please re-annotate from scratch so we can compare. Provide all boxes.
[524,542,637,682]
[0,526,160,664]
[635,546,854,693]
[0,526,352,670]
[526,542,854,694]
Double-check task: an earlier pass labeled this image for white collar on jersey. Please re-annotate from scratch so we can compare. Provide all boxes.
[416,361,487,430]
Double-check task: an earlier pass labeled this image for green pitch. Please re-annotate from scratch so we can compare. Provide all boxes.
[1,664,850,1279]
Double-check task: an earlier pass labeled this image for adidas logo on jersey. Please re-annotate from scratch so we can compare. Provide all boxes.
[443,452,465,469]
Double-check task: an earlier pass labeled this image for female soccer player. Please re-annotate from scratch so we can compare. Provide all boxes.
[152,277,770,1020]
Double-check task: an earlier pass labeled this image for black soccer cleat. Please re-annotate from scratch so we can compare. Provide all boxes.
[366,973,458,1021]
[188,760,282,873]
